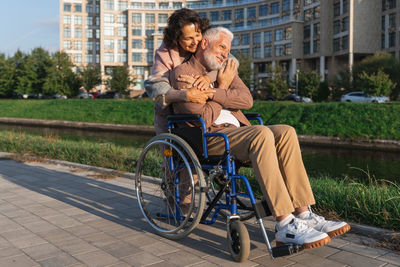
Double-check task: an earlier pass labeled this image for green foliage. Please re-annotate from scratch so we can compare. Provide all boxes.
[235,53,253,89]
[298,70,320,99]
[313,80,330,102]
[265,64,289,99]
[332,68,352,100]
[358,70,395,97]
[106,66,131,94]
[81,65,101,91]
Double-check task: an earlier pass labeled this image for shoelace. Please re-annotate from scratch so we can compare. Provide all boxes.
[308,213,325,224]
[289,218,310,232]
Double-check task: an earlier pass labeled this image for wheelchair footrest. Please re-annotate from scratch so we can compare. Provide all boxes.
[271,244,302,258]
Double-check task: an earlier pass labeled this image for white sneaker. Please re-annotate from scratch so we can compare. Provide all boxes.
[298,211,351,238]
[275,216,331,249]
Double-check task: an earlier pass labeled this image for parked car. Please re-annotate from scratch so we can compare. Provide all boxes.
[96,91,123,99]
[340,91,389,103]
[53,94,68,99]
[285,94,312,103]
[77,91,93,99]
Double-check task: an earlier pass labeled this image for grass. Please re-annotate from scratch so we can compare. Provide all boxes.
[0,99,400,140]
[0,128,399,231]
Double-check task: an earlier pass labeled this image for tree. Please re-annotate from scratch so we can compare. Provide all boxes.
[358,70,395,97]
[235,53,253,89]
[106,66,131,94]
[0,54,16,96]
[265,64,289,99]
[313,81,331,102]
[297,70,320,99]
[81,65,101,91]
[43,52,81,97]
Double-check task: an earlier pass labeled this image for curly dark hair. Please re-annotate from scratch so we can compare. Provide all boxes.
[163,8,210,48]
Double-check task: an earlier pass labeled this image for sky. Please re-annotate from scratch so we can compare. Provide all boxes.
[0,0,59,56]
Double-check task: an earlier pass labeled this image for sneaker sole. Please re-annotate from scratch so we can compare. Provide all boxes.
[276,236,331,249]
[327,224,351,238]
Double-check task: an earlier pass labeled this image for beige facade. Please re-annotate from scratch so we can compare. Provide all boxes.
[60,0,400,91]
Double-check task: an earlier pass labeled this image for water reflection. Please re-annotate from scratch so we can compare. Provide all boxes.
[1,124,399,182]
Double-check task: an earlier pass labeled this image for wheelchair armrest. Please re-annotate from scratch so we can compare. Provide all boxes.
[244,113,263,125]
[167,114,201,121]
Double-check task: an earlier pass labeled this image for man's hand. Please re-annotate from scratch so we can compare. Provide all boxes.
[178,74,211,91]
[186,87,215,104]
[217,59,237,89]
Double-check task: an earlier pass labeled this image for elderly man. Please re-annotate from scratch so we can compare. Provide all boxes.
[169,27,350,249]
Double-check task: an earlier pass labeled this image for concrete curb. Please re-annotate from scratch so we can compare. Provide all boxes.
[1,151,399,248]
[1,117,400,152]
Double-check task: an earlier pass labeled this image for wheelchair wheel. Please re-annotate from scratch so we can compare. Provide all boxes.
[135,133,206,240]
[227,220,250,262]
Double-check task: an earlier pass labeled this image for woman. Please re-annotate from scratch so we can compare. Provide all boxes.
[145,8,236,134]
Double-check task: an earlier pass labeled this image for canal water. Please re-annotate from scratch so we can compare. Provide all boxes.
[1,125,399,183]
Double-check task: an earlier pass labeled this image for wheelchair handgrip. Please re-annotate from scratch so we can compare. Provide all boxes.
[244,113,263,125]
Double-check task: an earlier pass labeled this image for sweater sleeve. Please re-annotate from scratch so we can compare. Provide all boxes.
[211,75,253,110]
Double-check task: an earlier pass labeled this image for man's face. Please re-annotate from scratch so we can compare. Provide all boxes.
[203,33,231,71]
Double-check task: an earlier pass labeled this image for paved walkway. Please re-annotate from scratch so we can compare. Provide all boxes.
[0,159,399,267]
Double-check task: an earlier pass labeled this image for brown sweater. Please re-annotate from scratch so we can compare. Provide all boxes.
[170,55,253,132]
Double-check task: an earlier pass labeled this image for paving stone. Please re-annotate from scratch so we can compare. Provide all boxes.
[306,245,342,258]
[340,243,389,258]
[64,224,100,237]
[140,241,181,256]
[5,233,48,249]
[0,246,24,258]
[73,250,120,267]
[38,252,80,267]
[22,242,63,261]
[328,250,387,267]
[377,252,400,266]
[42,214,82,229]
[20,219,60,234]
[38,228,77,244]
[82,232,118,247]
[121,251,164,266]
[288,251,346,267]
[0,254,39,267]
[56,237,98,255]
[98,240,143,258]
[202,250,259,267]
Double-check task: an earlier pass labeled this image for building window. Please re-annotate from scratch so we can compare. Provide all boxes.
[145,14,155,23]
[247,7,256,19]
[63,41,71,49]
[304,9,312,22]
[253,47,261,59]
[134,66,145,75]
[64,3,71,12]
[253,32,261,44]
[343,0,348,13]
[104,39,114,49]
[285,43,292,55]
[96,17,100,25]
[381,33,386,49]
[241,33,250,45]
[222,10,232,20]
[305,0,313,5]
[74,54,82,63]
[144,3,155,8]
[132,13,141,23]
[389,0,397,9]
[75,28,82,38]
[118,27,126,37]
[389,13,396,28]
[341,36,348,50]
[313,40,319,53]
[232,35,239,46]
[285,27,292,40]
[104,0,114,10]
[105,13,114,23]
[86,41,94,50]
[104,26,114,36]
[86,29,93,38]
[145,39,154,49]
[86,17,93,26]
[96,42,100,51]
[118,40,127,50]
[313,23,320,36]
[131,2,141,8]
[146,52,154,62]
[235,22,244,27]
[304,25,310,39]
[334,2,340,17]
[333,20,341,34]
[333,38,340,52]
[63,15,71,25]
[271,2,280,14]
[260,4,268,16]
[264,45,272,57]
[132,39,142,48]
[275,45,283,56]
[145,27,155,36]
[314,6,320,19]
[275,29,283,41]
[132,26,142,36]
[118,1,128,10]
[342,17,349,32]
[210,11,219,22]
[86,54,93,63]
[282,0,290,12]
[264,31,272,43]
[389,32,396,47]
[74,41,82,50]
[159,2,169,9]
[64,28,71,38]
[104,53,114,62]
[75,4,82,12]
[86,4,94,13]
[235,9,244,20]
[158,14,168,23]
[173,2,182,9]
[74,16,82,25]
[304,41,310,54]
[118,53,127,62]
[260,19,268,26]
[118,14,127,24]
[132,53,142,62]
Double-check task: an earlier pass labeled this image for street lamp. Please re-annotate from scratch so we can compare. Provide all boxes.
[295,69,299,96]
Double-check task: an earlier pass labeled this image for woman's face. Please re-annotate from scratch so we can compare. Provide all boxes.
[178,23,202,53]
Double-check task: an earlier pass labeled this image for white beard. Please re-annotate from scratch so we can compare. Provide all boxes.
[204,50,223,71]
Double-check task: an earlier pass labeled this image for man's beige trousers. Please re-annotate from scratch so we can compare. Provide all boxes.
[207,125,315,217]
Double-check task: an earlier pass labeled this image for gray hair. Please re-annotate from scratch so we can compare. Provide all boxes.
[203,27,234,44]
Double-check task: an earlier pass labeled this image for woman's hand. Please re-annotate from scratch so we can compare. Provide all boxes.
[217,59,237,89]
[178,75,211,91]
[186,87,215,104]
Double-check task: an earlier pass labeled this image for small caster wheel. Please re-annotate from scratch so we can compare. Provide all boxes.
[227,220,250,262]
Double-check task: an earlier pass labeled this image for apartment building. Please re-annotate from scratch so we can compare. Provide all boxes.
[60,0,399,91]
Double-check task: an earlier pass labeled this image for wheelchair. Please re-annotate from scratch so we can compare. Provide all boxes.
[135,113,301,262]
